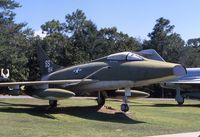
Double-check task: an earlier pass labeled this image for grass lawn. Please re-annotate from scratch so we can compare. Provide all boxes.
[0,98,199,137]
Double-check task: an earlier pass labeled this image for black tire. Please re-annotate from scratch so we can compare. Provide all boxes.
[49,100,57,107]
[177,100,184,105]
[97,92,105,108]
[121,104,129,112]
[176,96,184,106]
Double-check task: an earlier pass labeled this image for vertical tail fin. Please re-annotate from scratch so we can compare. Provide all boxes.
[37,46,62,76]
[138,49,165,62]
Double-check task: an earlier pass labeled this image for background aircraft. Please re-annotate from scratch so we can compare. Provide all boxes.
[0,47,186,112]
[161,68,200,105]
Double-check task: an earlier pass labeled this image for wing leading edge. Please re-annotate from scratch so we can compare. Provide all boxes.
[0,79,97,87]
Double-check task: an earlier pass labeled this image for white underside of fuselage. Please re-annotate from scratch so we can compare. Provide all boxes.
[75,75,177,93]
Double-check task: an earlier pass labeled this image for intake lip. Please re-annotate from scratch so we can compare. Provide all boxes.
[173,65,187,77]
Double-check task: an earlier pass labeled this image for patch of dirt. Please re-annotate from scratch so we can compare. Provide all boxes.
[98,106,133,117]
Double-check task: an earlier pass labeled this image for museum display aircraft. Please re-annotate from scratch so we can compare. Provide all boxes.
[0,47,186,112]
[161,68,200,105]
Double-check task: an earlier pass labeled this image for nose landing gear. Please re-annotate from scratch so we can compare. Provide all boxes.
[175,86,184,105]
[121,88,131,112]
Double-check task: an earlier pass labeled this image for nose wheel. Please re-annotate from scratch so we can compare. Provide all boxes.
[175,86,184,105]
[121,103,129,112]
[121,88,131,112]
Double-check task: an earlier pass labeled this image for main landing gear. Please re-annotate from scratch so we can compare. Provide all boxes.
[121,88,131,112]
[49,100,58,108]
[97,91,106,108]
[96,89,131,112]
[175,86,184,105]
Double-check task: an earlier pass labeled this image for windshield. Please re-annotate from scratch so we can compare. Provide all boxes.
[107,52,144,61]
[127,53,144,61]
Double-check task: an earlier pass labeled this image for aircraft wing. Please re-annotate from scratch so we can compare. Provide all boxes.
[0,79,97,87]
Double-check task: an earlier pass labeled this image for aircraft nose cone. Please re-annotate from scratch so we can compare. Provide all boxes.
[173,65,187,77]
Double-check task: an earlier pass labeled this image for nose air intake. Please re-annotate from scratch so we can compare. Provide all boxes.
[173,65,187,77]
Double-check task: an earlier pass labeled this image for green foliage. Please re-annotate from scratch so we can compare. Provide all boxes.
[143,17,185,63]
[181,38,200,67]
[143,17,200,68]
[41,9,142,66]
[0,0,20,9]
[179,46,200,67]
[42,33,73,66]
[65,9,86,34]
[187,38,200,49]
[0,0,34,81]
[41,20,64,35]
[0,0,20,23]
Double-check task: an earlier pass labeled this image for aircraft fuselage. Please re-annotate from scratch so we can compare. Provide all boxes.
[46,59,185,94]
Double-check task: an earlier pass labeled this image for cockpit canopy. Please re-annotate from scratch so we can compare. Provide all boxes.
[107,52,144,61]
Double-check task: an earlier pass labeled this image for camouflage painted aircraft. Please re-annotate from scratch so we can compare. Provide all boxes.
[0,47,186,112]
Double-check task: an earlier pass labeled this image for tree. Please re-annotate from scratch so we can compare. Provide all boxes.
[63,10,142,62]
[64,10,99,63]
[187,38,200,50]
[177,38,200,67]
[179,47,200,67]
[41,19,74,67]
[41,20,64,35]
[41,33,73,66]
[40,9,142,66]
[143,17,184,63]
[0,0,34,81]
[97,27,142,56]
[0,0,20,24]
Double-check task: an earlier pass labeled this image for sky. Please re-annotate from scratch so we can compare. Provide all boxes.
[14,0,200,41]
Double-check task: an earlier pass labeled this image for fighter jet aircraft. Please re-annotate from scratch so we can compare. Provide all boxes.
[0,47,186,112]
[161,68,200,105]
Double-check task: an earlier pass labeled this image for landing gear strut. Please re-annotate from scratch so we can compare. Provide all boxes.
[49,100,58,108]
[175,86,184,105]
[121,88,130,112]
[97,91,106,108]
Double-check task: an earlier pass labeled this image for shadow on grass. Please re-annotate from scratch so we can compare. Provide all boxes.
[0,101,144,124]
[0,101,56,119]
[55,105,143,124]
